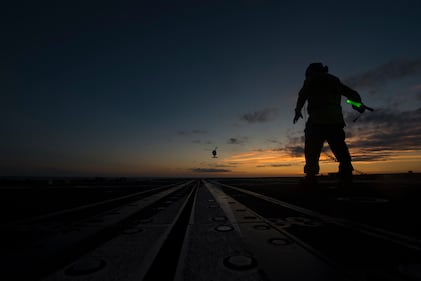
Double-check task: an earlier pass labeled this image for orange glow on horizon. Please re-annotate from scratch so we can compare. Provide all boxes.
[65,147,421,178]
[201,147,421,177]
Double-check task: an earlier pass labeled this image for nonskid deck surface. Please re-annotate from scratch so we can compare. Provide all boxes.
[1,176,420,281]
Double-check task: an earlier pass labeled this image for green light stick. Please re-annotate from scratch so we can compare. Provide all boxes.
[346,99,373,111]
[346,99,374,122]
[346,99,362,108]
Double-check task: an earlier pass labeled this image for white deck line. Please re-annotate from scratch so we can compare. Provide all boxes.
[218,181,421,251]
[13,181,193,225]
[43,182,197,281]
[204,180,347,281]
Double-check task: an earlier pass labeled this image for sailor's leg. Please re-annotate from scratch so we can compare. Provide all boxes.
[304,123,324,177]
[326,126,353,183]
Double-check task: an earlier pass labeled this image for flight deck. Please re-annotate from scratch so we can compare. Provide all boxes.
[1,175,420,281]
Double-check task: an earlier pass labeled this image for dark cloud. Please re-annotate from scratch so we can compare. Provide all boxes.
[346,107,421,159]
[266,138,283,145]
[190,168,231,173]
[279,107,421,163]
[286,135,305,144]
[285,145,304,157]
[192,129,207,134]
[179,130,210,145]
[192,140,212,144]
[256,163,292,168]
[322,150,338,162]
[344,58,421,90]
[227,137,248,145]
[212,163,237,168]
[178,129,207,136]
[241,108,279,123]
[269,134,305,157]
[351,154,391,162]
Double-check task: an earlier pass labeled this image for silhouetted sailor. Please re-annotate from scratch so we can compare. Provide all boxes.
[293,63,365,186]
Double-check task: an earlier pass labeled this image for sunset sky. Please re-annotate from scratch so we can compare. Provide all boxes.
[2,1,421,177]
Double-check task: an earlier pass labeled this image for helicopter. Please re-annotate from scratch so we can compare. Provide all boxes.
[212,147,218,158]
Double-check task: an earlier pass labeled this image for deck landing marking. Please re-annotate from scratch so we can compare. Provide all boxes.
[204,180,347,281]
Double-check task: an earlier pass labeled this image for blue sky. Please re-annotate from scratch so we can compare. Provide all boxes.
[2,1,421,177]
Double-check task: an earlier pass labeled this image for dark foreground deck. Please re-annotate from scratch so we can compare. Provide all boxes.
[1,175,420,281]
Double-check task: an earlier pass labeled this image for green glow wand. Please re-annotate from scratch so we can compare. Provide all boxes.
[346,99,374,122]
[346,99,362,108]
[346,99,374,111]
